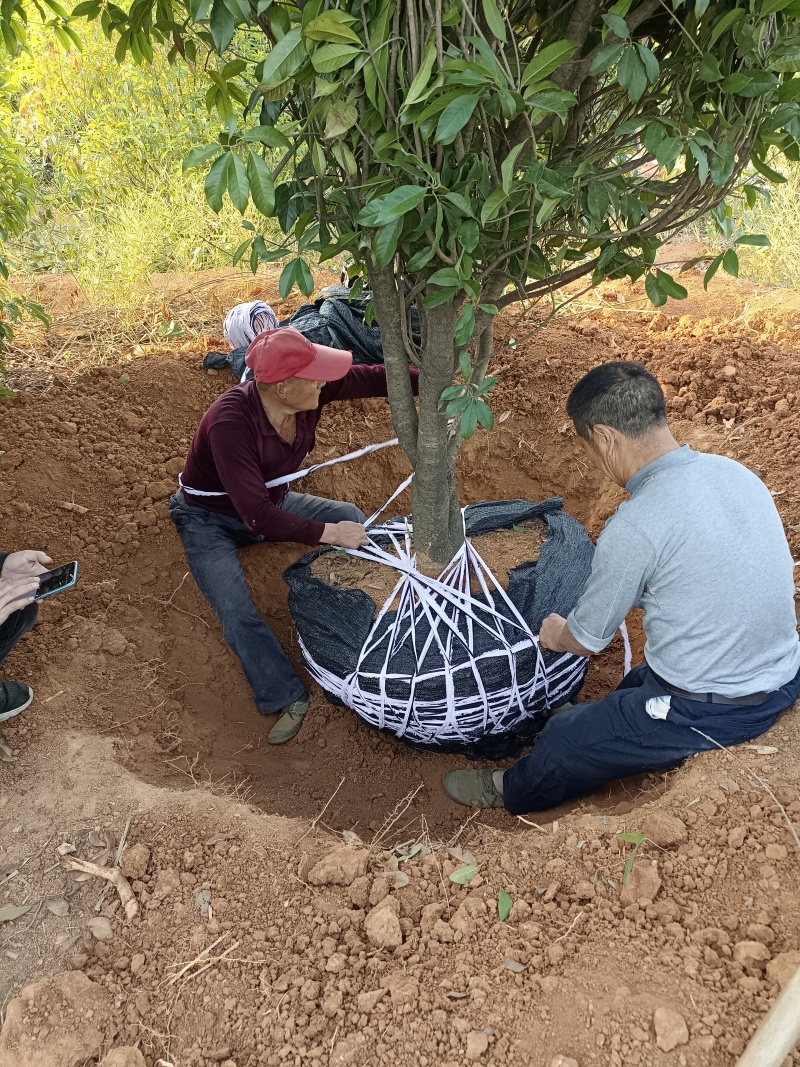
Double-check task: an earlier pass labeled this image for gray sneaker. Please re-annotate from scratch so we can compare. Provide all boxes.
[0,683,33,723]
[268,693,311,745]
[443,768,505,808]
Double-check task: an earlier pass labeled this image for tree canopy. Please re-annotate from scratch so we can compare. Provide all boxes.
[3,0,800,555]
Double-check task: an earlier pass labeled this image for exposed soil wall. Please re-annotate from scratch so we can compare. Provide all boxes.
[0,268,798,1067]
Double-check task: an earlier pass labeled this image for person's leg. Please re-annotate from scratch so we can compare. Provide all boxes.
[0,603,38,667]
[281,491,366,525]
[169,494,306,716]
[0,603,39,721]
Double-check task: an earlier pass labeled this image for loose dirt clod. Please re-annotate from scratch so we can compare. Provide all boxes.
[653,1007,689,1052]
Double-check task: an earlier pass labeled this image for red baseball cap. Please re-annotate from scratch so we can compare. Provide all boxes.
[245,326,352,384]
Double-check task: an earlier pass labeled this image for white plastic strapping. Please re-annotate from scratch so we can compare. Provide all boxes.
[298,513,589,746]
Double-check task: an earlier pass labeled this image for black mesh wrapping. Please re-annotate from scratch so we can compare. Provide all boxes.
[284,498,594,760]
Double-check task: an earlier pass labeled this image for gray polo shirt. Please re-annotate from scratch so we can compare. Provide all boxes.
[567,445,800,696]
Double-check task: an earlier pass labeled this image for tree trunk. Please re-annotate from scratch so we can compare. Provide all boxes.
[369,266,464,567]
[412,300,463,565]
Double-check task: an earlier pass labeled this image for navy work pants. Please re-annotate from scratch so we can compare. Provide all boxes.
[503,662,800,814]
[169,489,364,715]
[0,602,38,668]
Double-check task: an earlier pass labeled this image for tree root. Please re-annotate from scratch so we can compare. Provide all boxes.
[60,856,139,920]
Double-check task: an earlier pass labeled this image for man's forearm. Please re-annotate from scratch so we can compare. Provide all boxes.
[539,613,593,657]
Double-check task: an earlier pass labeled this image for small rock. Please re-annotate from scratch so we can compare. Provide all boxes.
[364,905,403,949]
[165,457,185,477]
[145,479,175,500]
[654,1007,689,1052]
[153,868,181,900]
[746,923,776,945]
[639,812,687,848]
[349,875,371,909]
[728,826,747,849]
[733,941,771,968]
[98,1048,147,1067]
[88,916,113,941]
[102,629,128,656]
[765,843,788,861]
[382,971,419,1005]
[120,843,150,881]
[356,989,386,1013]
[130,953,146,975]
[548,943,566,965]
[325,953,347,973]
[307,848,369,887]
[321,990,343,1017]
[766,951,800,990]
[550,1058,579,1067]
[466,1030,489,1061]
[433,918,455,943]
[620,863,661,906]
[369,878,389,906]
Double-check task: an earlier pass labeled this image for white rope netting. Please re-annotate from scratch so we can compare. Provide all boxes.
[298,510,594,747]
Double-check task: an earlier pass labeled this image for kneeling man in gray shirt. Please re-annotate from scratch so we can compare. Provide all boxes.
[445,361,800,813]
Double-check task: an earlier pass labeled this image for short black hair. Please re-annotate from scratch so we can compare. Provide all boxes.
[567,362,667,441]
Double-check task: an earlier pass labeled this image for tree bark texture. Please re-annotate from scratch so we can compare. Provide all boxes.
[369,264,464,566]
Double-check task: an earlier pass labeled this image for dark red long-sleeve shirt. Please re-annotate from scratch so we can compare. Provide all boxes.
[181,365,416,545]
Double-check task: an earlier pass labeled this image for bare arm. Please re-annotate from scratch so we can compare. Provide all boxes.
[539,613,593,657]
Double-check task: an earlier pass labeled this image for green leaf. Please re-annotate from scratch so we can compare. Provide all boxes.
[476,398,494,429]
[357,185,428,227]
[183,144,221,172]
[602,12,629,37]
[0,903,32,923]
[589,42,624,76]
[521,40,577,86]
[260,26,305,90]
[655,270,687,300]
[371,217,403,268]
[722,72,752,94]
[498,889,513,922]
[708,7,746,50]
[279,257,314,298]
[636,44,659,83]
[734,71,779,98]
[500,144,525,193]
[616,832,646,844]
[398,843,424,862]
[698,54,722,82]
[311,42,361,74]
[480,188,508,225]
[478,303,499,315]
[622,847,638,887]
[440,384,466,403]
[429,267,463,288]
[239,126,292,149]
[204,152,229,213]
[587,180,610,221]
[458,348,471,379]
[406,246,436,271]
[455,304,475,346]
[709,140,736,186]
[448,863,478,884]
[645,272,667,307]
[460,400,479,439]
[688,139,709,185]
[304,11,361,44]
[735,233,770,247]
[424,287,459,308]
[435,94,481,145]
[209,0,235,53]
[324,101,358,139]
[226,152,249,214]
[618,47,647,102]
[246,152,275,216]
[762,0,794,12]
[404,37,437,110]
[703,252,724,289]
[722,248,739,277]
[481,0,506,41]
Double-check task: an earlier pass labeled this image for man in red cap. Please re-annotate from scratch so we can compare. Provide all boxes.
[170,326,417,744]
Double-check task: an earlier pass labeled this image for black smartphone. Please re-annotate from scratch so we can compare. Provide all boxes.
[35,561,79,601]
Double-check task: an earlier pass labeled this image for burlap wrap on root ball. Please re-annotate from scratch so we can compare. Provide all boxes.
[284,498,594,759]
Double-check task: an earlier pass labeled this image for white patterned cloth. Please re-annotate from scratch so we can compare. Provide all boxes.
[223,301,279,349]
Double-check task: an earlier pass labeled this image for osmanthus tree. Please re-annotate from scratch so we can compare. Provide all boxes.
[3,0,800,560]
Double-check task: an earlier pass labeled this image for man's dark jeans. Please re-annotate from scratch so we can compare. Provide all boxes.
[503,661,800,814]
[0,603,38,668]
[169,489,365,715]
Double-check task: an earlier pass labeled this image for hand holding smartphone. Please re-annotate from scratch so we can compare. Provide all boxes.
[34,561,79,600]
